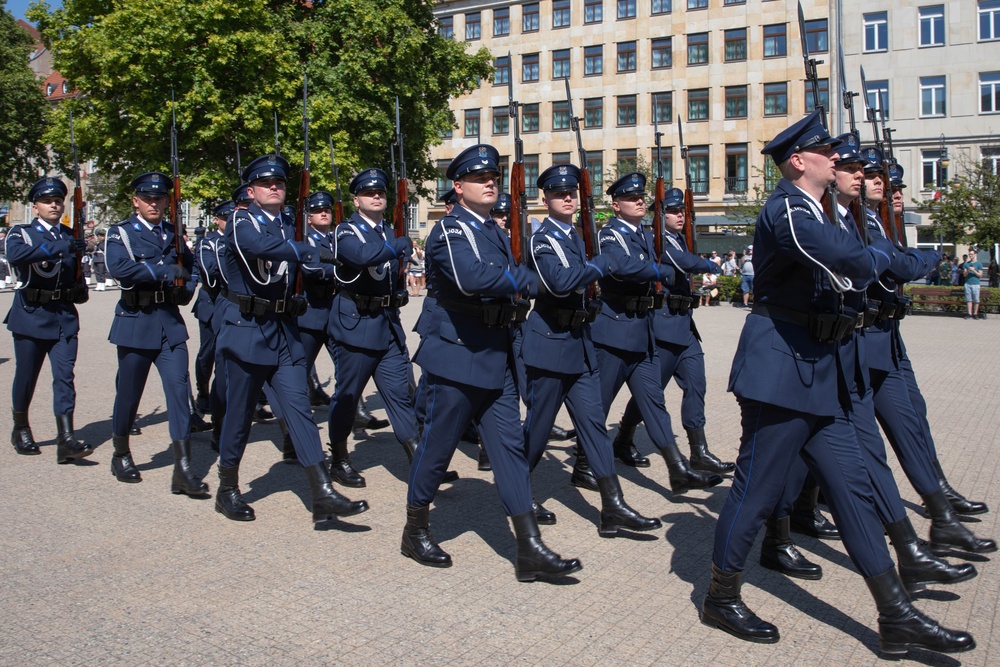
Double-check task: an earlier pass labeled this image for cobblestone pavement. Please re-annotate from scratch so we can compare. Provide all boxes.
[0,287,996,666]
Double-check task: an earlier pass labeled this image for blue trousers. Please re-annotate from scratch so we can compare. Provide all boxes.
[113,337,190,441]
[596,344,677,448]
[620,338,707,432]
[11,333,78,416]
[218,335,324,469]
[523,366,614,478]
[327,341,418,446]
[869,367,940,496]
[714,399,894,578]
[194,319,215,395]
[900,356,945,468]
[408,371,532,516]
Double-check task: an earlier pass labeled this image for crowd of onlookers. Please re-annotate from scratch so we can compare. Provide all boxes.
[695,247,754,307]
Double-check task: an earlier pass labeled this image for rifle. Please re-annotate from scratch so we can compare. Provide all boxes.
[859,66,896,244]
[295,73,310,296]
[68,109,86,282]
[393,96,409,285]
[565,80,598,260]
[838,47,868,243]
[677,115,697,256]
[274,110,281,157]
[236,138,242,176]
[652,115,665,260]
[798,1,836,220]
[329,136,345,225]
[877,90,906,247]
[169,89,185,287]
[507,51,528,263]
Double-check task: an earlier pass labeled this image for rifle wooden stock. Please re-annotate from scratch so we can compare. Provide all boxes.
[509,161,525,263]
[579,168,596,261]
[72,186,84,283]
[682,188,696,255]
[334,200,345,225]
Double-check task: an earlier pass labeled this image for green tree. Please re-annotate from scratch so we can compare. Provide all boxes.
[28,0,492,210]
[921,157,1000,249]
[0,1,50,203]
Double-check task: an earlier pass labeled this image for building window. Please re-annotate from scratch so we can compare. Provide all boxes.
[493,106,510,135]
[652,147,673,186]
[617,0,636,20]
[523,103,540,132]
[725,28,747,62]
[865,79,890,120]
[763,24,787,57]
[553,49,571,79]
[922,150,947,188]
[651,37,672,69]
[981,71,1000,113]
[764,82,788,116]
[584,45,603,75]
[983,147,1000,174]
[588,154,604,190]
[919,6,945,46]
[920,76,946,117]
[805,78,830,113]
[689,146,709,194]
[494,7,510,36]
[584,97,604,128]
[864,12,888,52]
[523,3,540,32]
[553,101,571,130]
[62,81,69,94]
[688,0,707,9]
[438,16,454,39]
[617,149,638,172]
[586,0,603,23]
[617,95,637,126]
[440,125,453,139]
[494,56,510,85]
[805,19,828,53]
[726,144,749,194]
[688,32,709,65]
[618,41,637,72]
[525,155,540,198]
[652,91,672,123]
[522,53,539,82]
[46,83,56,96]
[652,0,671,14]
[553,0,571,28]
[981,1,1000,41]
[436,161,450,199]
[688,88,709,121]
[725,85,748,118]
[764,159,780,191]
[464,109,481,137]
[724,0,745,5]
[465,12,481,40]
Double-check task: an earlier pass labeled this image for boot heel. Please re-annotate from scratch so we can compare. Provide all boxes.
[598,522,620,538]
[516,571,539,583]
[879,641,909,656]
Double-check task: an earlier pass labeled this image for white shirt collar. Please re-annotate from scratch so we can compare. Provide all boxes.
[35,218,55,233]
[544,217,574,235]
[358,212,382,229]
[792,185,825,214]
[615,217,640,233]
[136,214,160,232]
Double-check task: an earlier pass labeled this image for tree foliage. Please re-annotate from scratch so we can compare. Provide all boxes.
[0,0,50,203]
[920,157,1000,249]
[27,0,493,210]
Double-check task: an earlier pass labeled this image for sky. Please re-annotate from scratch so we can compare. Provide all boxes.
[7,0,61,22]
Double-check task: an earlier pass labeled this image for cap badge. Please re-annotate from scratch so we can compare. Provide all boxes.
[151,174,159,182]
[369,169,377,178]
[267,155,276,165]
[478,146,488,157]
[558,166,568,175]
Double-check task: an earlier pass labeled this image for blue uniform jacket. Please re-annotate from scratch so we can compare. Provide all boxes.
[105,215,195,350]
[298,227,339,333]
[727,180,892,416]
[217,202,324,365]
[412,205,525,390]
[591,217,675,354]
[656,232,716,346]
[329,213,405,350]
[3,220,83,339]
[521,217,610,375]
[192,230,222,323]
[863,211,938,373]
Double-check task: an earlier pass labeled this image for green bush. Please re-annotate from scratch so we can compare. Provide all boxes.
[717,275,744,303]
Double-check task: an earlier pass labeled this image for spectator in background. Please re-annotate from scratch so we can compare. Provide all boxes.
[962,249,984,320]
[739,245,754,308]
[721,250,738,276]
[938,254,951,286]
[698,270,718,307]
[989,257,999,288]
[407,238,425,297]
[951,258,960,287]
[709,250,722,269]
[958,255,968,286]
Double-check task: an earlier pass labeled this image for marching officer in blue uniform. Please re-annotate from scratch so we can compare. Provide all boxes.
[588,172,720,495]
[105,172,207,496]
[858,149,995,555]
[701,111,973,656]
[326,169,431,488]
[192,201,234,419]
[521,163,660,535]
[213,154,367,523]
[404,144,581,582]
[5,176,93,462]
[611,187,733,475]
[491,192,511,230]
